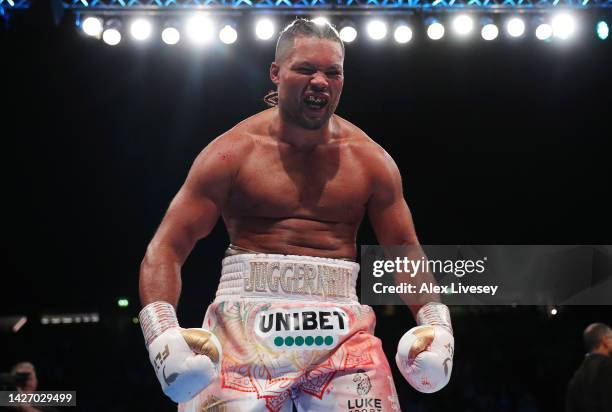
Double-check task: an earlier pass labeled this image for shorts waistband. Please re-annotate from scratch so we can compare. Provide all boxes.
[216,253,360,303]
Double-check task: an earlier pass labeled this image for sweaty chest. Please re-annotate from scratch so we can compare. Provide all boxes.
[228,149,370,222]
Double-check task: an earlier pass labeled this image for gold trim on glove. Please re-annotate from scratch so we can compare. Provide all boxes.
[181,329,220,363]
[407,326,435,362]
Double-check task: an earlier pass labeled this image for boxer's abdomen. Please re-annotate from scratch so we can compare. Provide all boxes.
[225,216,358,260]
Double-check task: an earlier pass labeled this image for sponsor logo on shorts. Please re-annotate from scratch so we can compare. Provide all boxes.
[245,261,353,298]
[347,398,382,412]
[353,370,372,396]
[254,307,350,350]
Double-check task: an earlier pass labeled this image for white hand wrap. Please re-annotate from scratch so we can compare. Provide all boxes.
[139,301,222,403]
[395,302,454,393]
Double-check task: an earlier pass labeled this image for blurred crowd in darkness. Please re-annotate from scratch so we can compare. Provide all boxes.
[2,306,607,412]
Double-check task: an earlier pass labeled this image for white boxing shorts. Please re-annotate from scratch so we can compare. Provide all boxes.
[178,252,401,412]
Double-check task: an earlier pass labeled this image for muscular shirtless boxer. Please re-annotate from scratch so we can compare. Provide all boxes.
[138,19,454,412]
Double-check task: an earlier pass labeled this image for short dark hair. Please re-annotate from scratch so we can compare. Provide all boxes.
[264,19,344,106]
[583,323,611,352]
[275,18,344,62]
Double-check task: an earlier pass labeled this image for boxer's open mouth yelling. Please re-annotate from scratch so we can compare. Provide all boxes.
[303,93,329,111]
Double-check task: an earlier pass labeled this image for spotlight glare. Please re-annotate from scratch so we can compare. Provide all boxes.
[339,26,357,43]
[596,21,609,40]
[130,19,152,41]
[161,27,180,45]
[427,22,445,40]
[481,23,499,40]
[507,17,526,37]
[552,13,575,40]
[394,25,413,44]
[102,28,121,46]
[453,14,474,35]
[219,25,238,44]
[535,23,553,41]
[312,17,330,27]
[255,18,275,40]
[82,17,103,37]
[366,20,387,40]
[550,308,558,315]
[186,15,215,44]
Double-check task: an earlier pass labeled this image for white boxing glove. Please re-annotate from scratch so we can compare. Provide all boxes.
[139,301,222,403]
[395,302,454,394]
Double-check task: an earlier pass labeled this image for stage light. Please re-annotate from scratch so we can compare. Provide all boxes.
[393,24,413,44]
[219,24,238,44]
[161,27,180,45]
[118,298,129,308]
[552,13,575,40]
[12,317,27,332]
[102,28,121,46]
[481,23,499,40]
[255,18,275,40]
[366,20,387,40]
[132,317,139,324]
[0,316,28,333]
[82,16,103,37]
[130,19,152,41]
[506,17,525,37]
[550,307,558,315]
[536,23,553,40]
[453,14,474,35]
[339,25,357,43]
[312,17,330,27]
[426,20,445,40]
[41,313,100,325]
[596,21,609,40]
[186,15,215,44]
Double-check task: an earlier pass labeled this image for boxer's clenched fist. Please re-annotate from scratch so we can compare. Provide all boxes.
[395,302,454,393]
[139,302,222,403]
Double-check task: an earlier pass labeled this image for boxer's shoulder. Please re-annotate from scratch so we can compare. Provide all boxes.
[333,115,398,176]
[334,116,386,151]
[219,108,279,149]
[196,116,262,165]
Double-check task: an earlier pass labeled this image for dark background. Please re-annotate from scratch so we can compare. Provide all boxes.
[1,8,611,411]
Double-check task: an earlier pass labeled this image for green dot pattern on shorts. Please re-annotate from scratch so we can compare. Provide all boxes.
[274,336,336,347]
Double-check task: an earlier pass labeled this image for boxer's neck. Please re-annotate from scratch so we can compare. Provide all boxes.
[271,108,335,150]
